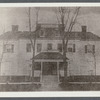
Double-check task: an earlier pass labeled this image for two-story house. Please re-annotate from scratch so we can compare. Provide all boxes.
[0,24,100,84]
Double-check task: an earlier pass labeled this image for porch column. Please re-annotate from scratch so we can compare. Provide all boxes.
[57,62,59,83]
[40,62,43,83]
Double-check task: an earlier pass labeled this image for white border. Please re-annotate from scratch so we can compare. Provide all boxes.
[0,3,100,97]
[0,91,100,97]
[0,3,100,7]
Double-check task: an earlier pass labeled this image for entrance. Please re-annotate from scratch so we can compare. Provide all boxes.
[42,62,57,75]
[41,62,59,90]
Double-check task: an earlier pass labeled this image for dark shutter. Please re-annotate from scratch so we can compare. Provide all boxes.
[85,45,87,53]
[93,45,95,54]
[3,45,6,53]
[73,44,75,52]
[12,44,14,53]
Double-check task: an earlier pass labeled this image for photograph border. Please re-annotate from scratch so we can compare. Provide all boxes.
[0,2,100,97]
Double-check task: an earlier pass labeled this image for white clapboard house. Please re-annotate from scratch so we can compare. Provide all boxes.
[0,24,100,84]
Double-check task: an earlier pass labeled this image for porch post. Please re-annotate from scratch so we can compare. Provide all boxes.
[40,62,43,83]
[57,62,59,83]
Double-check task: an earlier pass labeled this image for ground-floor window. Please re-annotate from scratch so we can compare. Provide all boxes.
[34,62,41,70]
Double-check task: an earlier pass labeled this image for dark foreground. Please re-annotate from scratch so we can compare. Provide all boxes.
[0,83,100,91]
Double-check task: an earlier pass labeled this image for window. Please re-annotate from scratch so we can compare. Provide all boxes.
[67,44,75,52]
[26,43,31,52]
[3,44,14,53]
[40,30,45,37]
[37,43,42,52]
[85,45,95,53]
[59,62,64,70]
[58,44,62,52]
[34,62,41,70]
[47,43,52,50]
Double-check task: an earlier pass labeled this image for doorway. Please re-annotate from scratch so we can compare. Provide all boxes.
[42,62,57,75]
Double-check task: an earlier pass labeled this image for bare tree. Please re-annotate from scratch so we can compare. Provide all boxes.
[0,27,6,75]
[54,7,80,83]
[26,7,40,82]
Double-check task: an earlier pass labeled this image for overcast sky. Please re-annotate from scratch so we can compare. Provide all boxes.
[0,7,100,36]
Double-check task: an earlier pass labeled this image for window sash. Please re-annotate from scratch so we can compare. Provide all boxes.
[58,44,62,52]
[67,44,75,52]
[47,43,52,50]
[85,45,95,53]
[3,44,14,53]
[37,44,42,52]
[26,43,31,52]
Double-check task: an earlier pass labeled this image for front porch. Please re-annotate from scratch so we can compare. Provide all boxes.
[33,52,69,84]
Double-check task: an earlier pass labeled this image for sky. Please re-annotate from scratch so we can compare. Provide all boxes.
[0,7,100,36]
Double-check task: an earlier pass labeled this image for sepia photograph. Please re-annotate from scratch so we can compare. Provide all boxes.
[0,4,100,92]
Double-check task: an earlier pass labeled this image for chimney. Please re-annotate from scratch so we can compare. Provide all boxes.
[12,25,19,32]
[82,26,87,32]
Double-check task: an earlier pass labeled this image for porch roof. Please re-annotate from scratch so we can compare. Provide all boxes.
[34,52,68,60]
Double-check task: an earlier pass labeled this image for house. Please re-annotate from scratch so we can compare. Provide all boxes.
[0,24,100,84]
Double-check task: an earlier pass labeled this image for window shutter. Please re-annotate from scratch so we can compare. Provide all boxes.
[85,45,87,53]
[3,45,6,53]
[12,45,14,53]
[93,45,95,54]
[73,44,75,52]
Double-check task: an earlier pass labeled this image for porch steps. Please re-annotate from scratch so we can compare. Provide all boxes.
[38,75,62,91]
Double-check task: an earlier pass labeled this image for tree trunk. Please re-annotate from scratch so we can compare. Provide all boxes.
[31,39,36,82]
[62,39,68,83]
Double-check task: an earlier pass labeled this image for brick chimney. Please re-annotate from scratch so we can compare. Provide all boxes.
[82,26,87,32]
[12,25,19,32]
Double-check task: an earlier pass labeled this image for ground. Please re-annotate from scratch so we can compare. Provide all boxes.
[0,83,100,91]
[0,75,100,91]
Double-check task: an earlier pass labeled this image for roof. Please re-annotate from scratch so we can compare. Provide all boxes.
[0,28,100,41]
[34,52,68,60]
[0,31,35,40]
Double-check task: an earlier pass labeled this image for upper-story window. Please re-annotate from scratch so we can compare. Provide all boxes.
[47,43,52,50]
[67,44,75,52]
[26,43,31,52]
[40,30,45,37]
[37,43,42,52]
[3,44,14,53]
[57,44,62,52]
[85,44,95,53]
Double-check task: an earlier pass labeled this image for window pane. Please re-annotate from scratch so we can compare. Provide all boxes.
[47,43,52,50]
[68,48,73,52]
[67,44,75,53]
[34,62,41,70]
[40,30,45,37]
[58,44,62,52]
[37,44,42,52]
[26,43,31,52]
[87,45,92,53]
[3,44,14,53]
[85,45,95,53]
[93,45,95,53]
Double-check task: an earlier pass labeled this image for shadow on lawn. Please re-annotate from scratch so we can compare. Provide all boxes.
[59,83,100,91]
[1,83,100,91]
[0,84,41,91]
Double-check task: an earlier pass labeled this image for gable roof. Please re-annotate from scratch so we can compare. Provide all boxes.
[0,28,100,41]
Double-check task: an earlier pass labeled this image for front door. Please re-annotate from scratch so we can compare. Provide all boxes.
[42,62,57,75]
